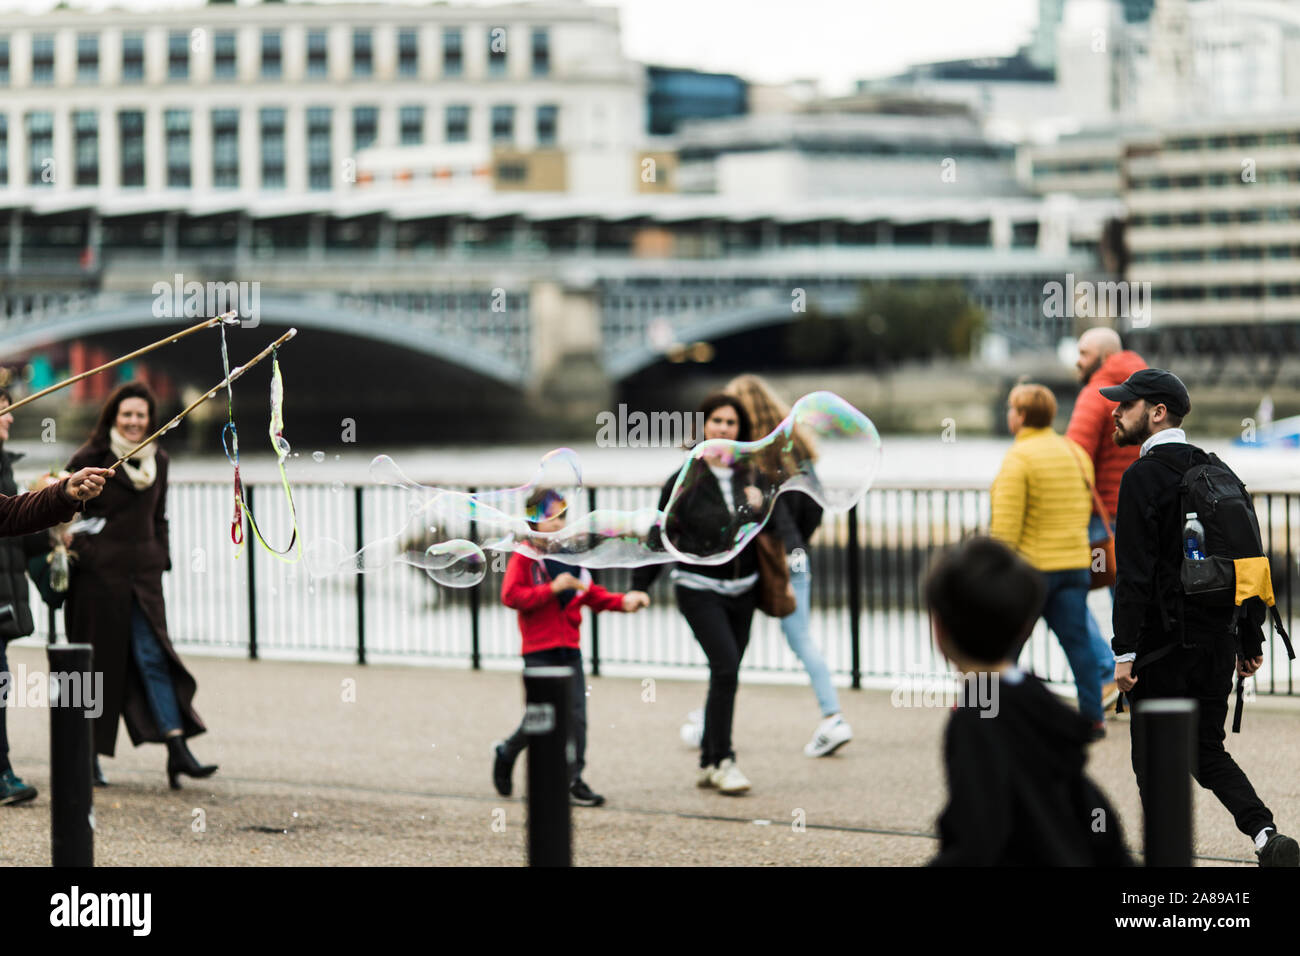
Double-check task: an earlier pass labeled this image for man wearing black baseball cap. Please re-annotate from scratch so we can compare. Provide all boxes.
[1103,368,1297,865]
[1099,368,1191,435]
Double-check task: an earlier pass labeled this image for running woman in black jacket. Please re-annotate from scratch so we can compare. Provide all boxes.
[632,393,794,794]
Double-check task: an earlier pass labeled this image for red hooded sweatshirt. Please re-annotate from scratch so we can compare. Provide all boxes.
[501,552,626,655]
[1065,349,1147,518]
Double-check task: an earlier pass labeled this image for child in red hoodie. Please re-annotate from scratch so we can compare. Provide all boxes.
[492,488,650,806]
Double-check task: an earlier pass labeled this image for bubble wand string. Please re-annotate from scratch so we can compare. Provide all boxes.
[220,328,301,562]
[3,312,240,416]
[109,328,297,469]
[219,322,245,550]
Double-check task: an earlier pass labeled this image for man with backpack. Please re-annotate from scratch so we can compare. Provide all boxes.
[1104,368,1298,866]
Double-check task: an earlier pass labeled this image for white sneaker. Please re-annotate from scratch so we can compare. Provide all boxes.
[709,758,751,794]
[804,715,852,757]
[680,708,704,748]
[696,765,716,788]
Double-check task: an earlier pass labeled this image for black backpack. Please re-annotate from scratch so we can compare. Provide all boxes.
[1148,451,1295,730]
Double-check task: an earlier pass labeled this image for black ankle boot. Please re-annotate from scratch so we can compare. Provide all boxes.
[165,736,217,790]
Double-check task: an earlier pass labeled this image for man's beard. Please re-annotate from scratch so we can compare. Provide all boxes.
[1077,357,1103,384]
[1113,418,1152,447]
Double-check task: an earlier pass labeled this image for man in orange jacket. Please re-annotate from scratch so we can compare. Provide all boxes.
[1065,327,1147,713]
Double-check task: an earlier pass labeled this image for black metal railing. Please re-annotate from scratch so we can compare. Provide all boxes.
[151,482,1299,695]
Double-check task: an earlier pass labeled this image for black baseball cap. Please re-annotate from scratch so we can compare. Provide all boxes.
[1099,368,1191,417]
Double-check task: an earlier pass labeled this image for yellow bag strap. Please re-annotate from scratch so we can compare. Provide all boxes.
[1232,556,1275,608]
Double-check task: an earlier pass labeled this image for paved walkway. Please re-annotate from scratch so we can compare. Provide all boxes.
[2,643,1297,866]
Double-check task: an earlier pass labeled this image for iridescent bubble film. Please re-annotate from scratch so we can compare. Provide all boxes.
[305,392,881,584]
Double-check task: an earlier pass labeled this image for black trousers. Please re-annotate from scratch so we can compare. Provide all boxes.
[500,646,587,785]
[676,585,756,769]
[1129,637,1274,839]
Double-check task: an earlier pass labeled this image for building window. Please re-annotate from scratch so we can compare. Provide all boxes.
[487,26,507,76]
[400,105,423,145]
[531,29,549,76]
[498,161,526,183]
[31,34,54,85]
[212,109,239,188]
[26,112,53,187]
[307,106,331,190]
[307,30,328,78]
[443,28,462,77]
[353,29,372,77]
[445,104,469,142]
[169,31,189,80]
[0,38,9,86]
[118,110,145,187]
[260,108,285,189]
[353,106,378,151]
[214,31,237,80]
[74,110,98,186]
[0,115,7,185]
[536,104,558,147]
[122,33,144,82]
[398,28,418,77]
[165,109,191,187]
[77,33,99,84]
[261,30,281,78]
[491,104,514,144]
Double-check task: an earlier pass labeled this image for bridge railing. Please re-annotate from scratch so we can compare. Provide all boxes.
[142,480,1300,696]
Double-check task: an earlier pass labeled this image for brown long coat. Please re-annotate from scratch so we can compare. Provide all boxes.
[64,439,206,756]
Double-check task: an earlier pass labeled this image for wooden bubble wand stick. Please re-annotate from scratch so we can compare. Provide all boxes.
[111,328,298,469]
[3,311,241,417]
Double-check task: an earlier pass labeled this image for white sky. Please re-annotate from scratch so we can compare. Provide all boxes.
[0,0,1041,95]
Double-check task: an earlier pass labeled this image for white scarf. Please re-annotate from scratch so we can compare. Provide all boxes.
[109,426,157,490]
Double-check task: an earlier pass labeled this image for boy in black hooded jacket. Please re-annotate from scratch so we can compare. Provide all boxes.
[926,537,1132,866]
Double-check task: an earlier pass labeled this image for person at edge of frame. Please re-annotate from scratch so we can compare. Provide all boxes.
[1105,367,1299,867]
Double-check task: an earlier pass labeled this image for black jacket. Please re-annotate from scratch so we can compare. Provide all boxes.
[930,671,1132,866]
[631,458,795,592]
[0,450,37,641]
[1112,441,1264,665]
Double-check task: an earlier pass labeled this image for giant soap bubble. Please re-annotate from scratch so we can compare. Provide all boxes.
[306,392,882,586]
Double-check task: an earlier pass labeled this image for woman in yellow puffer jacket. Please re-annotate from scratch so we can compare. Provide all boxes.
[990,383,1112,739]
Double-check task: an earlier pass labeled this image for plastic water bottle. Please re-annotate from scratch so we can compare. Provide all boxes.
[1183,513,1206,560]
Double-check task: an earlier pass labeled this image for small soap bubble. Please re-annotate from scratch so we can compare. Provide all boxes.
[312,451,325,463]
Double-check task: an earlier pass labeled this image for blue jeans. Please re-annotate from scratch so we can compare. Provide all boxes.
[1085,514,1118,679]
[1039,568,1110,723]
[780,567,840,717]
[130,601,182,735]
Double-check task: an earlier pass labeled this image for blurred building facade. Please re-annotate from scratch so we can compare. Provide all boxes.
[0,0,646,198]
